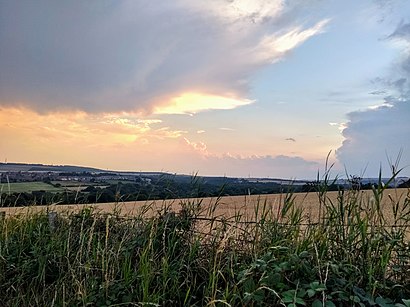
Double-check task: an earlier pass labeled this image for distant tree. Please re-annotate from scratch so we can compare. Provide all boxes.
[83,185,97,192]
[348,176,362,191]
[398,178,410,188]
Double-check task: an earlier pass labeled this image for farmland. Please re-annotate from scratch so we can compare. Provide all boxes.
[0,180,409,306]
[0,181,64,193]
[2,188,409,224]
[1,163,410,306]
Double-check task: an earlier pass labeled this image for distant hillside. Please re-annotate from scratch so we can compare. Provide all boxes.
[0,163,104,173]
[0,162,168,177]
[1,162,408,185]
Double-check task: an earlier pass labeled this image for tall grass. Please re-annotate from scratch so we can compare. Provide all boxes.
[0,170,409,306]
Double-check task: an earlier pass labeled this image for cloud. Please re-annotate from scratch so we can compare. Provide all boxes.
[253,19,329,59]
[154,93,254,114]
[329,122,347,132]
[336,22,410,176]
[388,22,410,41]
[183,137,209,155]
[336,100,410,175]
[192,153,319,178]
[0,107,184,148]
[285,138,296,142]
[0,107,319,178]
[369,90,387,95]
[0,0,328,114]
[180,137,319,178]
[219,127,236,131]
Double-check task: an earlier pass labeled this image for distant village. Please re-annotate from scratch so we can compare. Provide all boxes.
[0,163,409,193]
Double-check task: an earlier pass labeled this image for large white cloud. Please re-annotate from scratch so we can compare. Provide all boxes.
[336,22,410,176]
[0,0,328,114]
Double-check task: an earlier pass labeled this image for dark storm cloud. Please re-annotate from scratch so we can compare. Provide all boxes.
[336,22,410,176]
[0,1,216,112]
[0,0,327,113]
[336,100,410,175]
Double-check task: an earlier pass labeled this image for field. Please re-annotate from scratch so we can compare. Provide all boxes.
[51,180,109,191]
[2,188,409,224]
[0,180,112,195]
[1,180,409,306]
[0,181,64,193]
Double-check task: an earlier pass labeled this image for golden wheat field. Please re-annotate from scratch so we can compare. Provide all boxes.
[1,188,409,224]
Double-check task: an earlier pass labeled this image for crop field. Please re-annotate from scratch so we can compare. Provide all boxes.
[0,181,64,194]
[2,188,409,224]
[0,181,109,195]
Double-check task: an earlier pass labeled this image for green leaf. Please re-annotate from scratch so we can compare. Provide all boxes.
[297,288,307,298]
[315,285,327,292]
[243,278,256,293]
[376,296,395,307]
[295,297,306,306]
[283,296,294,303]
[312,300,323,307]
[253,289,265,302]
[299,251,310,258]
[325,301,336,307]
[261,272,281,286]
[282,289,296,299]
[307,289,316,298]
[310,281,326,292]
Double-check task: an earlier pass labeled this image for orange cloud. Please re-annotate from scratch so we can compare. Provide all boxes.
[0,107,186,167]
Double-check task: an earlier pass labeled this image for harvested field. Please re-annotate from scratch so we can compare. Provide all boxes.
[2,188,409,224]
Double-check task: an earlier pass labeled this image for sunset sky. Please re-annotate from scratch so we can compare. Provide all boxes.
[1,0,409,179]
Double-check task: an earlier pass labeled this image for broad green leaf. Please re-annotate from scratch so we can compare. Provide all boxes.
[376,296,395,307]
[312,300,323,307]
[283,296,294,303]
[297,288,307,298]
[325,301,336,307]
[295,297,306,306]
[307,289,316,298]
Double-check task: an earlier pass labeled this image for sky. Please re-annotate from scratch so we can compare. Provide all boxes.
[0,0,409,179]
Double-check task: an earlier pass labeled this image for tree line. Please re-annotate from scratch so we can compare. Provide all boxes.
[2,175,406,207]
